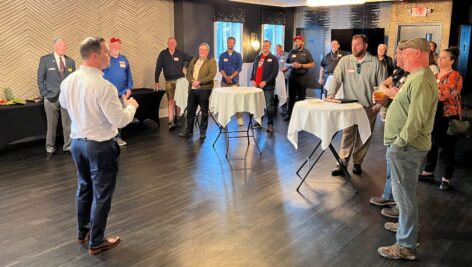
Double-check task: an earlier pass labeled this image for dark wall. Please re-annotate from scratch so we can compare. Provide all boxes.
[174,0,294,63]
[174,1,215,57]
[449,0,472,46]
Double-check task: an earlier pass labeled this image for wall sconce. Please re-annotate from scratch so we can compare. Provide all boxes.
[250,33,260,51]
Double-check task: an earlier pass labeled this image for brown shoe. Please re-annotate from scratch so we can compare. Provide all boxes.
[88,236,121,255]
[77,230,90,244]
[378,243,416,261]
[381,206,399,219]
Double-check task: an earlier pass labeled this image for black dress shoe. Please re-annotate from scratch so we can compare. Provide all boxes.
[46,152,55,160]
[331,165,344,176]
[352,164,363,175]
[418,173,434,182]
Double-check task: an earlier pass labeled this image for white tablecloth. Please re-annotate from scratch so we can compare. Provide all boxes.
[209,87,266,127]
[174,78,190,115]
[287,100,371,150]
[275,71,287,107]
[324,75,344,99]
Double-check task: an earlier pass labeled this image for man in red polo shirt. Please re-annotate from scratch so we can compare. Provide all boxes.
[250,40,279,132]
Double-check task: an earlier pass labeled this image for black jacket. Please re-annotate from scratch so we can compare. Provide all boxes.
[250,53,279,90]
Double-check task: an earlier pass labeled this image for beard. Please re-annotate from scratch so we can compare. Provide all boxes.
[352,50,365,57]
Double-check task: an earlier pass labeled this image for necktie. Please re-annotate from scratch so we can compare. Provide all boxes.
[59,57,65,78]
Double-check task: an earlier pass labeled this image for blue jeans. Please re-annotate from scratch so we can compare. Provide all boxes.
[71,138,120,247]
[387,144,427,249]
[382,149,393,200]
[263,89,275,124]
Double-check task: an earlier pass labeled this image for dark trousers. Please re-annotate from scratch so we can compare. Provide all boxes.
[425,114,458,179]
[185,89,211,134]
[263,89,275,124]
[288,74,308,115]
[71,138,120,247]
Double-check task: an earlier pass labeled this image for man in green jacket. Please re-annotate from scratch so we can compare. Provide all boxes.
[179,43,217,139]
[377,38,438,261]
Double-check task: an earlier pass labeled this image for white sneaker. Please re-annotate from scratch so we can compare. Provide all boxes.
[116,137,127,146]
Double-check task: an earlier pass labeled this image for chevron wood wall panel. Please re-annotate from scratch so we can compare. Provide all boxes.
[0,0,174,107]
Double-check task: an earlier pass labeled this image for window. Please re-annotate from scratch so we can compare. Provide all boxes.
[262,24,285,54]
[214,22,243,60]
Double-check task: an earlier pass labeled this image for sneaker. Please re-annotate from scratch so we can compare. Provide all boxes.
[116,137,127,146]
[267,124,274,133]
[352,164,362,175]
[370,197,396,207]
[378,243,416,261]
[381,206,399,219]
[252,122,262,129]
[331,165,344,176]
[439,180,450,191]
[168,121,176,130]
[384,222,398,232]
[237,116,244,126]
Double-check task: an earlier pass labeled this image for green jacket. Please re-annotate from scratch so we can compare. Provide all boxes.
[384,67,438,151]
[186,57,217,90]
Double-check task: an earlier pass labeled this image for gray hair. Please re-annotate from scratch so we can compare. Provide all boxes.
[199,43,210,50]
[80,37,105,60]
[53,37,64,45]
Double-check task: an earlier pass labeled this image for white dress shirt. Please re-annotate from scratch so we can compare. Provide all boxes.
[54,52,65,70]
[59,65,137,142]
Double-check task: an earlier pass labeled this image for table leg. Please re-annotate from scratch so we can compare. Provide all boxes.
[328,144,358,193]
[296,140,322,177]
[248,114,262,154]
[296,145,326,192]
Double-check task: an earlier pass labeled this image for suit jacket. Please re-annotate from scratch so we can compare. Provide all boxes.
[250,53,279,90]
[37,53,76,102]
[186,57,217,90]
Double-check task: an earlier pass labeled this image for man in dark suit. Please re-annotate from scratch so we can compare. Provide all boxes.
[250,40,279,132]
[37,38,76,159]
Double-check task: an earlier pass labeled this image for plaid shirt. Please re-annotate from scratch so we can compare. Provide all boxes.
[437,70,463,117]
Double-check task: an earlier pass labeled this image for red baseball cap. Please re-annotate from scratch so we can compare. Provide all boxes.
[110,37,121,44]
[293,36,304,42]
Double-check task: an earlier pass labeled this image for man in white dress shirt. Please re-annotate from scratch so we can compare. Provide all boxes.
[59,37,139,255]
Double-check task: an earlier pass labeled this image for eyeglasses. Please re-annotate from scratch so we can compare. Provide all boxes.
[355,63,361,74]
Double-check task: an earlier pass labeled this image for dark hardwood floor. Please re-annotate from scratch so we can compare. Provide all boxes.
[1,112,471,267]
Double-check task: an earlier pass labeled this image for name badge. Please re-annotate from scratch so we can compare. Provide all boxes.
[267,58,273,62]
[67,67,73,72]
[48,67,56,71]
[174,57,179,61]
[348,69,355,73]
[291,54,297,58]
[119,61,126,68]
[223,58,229,62]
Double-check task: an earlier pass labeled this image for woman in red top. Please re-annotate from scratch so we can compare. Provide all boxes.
[419,47,463,191]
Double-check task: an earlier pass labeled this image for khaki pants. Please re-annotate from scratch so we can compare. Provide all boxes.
[339,107,377,166]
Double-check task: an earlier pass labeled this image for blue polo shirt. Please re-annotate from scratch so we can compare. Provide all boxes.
[218,50,243,84]
[103,54,133,96]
